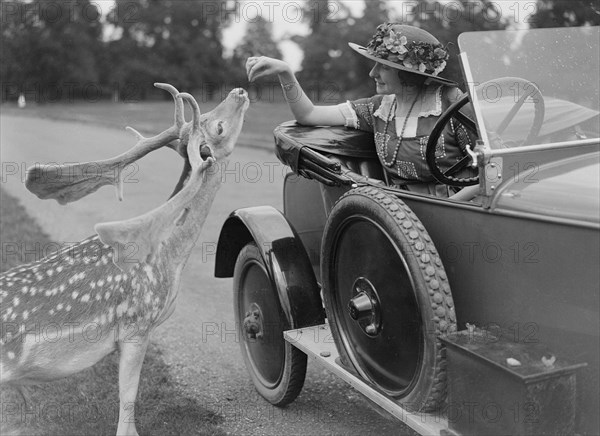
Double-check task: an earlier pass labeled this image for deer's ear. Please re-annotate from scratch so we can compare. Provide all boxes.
[95,217,160,272]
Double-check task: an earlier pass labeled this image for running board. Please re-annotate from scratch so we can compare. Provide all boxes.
[284,324,450,436]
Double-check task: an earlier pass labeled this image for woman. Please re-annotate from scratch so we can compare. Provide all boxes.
[246,23,475,197]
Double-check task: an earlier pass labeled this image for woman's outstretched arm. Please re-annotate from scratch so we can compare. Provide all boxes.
[246,56,346,126]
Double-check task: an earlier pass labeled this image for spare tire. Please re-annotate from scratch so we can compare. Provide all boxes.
[321,186,456,411]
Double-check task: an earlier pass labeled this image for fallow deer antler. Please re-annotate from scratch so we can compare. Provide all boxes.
[94,92,214,271]
[25,83,188,205]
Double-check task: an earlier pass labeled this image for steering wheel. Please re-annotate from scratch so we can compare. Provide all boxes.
[426,77,545,187]
[425,95,479,187]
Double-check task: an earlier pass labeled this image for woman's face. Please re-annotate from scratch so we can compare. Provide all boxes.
[370,63,425,96]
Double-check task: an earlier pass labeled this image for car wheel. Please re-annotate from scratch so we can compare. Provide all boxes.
[233,242,307,406]
[321,187,456,412]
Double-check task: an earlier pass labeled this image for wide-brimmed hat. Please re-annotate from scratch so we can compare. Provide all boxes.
[349,23,456,86]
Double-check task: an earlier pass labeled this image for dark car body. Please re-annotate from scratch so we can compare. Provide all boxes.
[216,27,599,434]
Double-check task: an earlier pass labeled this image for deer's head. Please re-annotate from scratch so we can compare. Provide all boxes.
[25,83,249,204]
[198,87,250,162]
[168,87,249,198]
[25,84,250,271]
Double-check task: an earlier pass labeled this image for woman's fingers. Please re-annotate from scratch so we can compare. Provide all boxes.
[249,58,269,82]
[246,56,285,82]
[246,56,266,82]
[246,56,259,78]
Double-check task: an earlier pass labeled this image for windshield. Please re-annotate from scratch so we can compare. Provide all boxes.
[459,26,600,148]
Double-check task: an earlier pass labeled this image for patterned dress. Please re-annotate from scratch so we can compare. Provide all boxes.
[336,84,476,197]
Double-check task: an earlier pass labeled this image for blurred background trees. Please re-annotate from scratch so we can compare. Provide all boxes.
[1,0,598,102]
[103,0,232,100]
[229,16,282,85]
[529,0,600,27]
[1,0,103,100]
[295,0,390,100]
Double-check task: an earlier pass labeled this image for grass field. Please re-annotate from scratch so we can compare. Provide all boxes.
[1,97,297,150]
[0,188,225,435]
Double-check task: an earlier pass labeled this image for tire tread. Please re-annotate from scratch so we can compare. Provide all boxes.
[323,187,456,412]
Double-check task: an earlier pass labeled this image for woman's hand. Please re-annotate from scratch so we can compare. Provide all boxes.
[245,55,345,127]
[246,56,292,82]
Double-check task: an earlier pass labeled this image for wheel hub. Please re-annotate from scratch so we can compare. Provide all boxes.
[243,302,264,340]
[347,277,382,337]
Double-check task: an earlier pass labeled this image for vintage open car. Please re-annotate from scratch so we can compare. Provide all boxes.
[215,27,599,435]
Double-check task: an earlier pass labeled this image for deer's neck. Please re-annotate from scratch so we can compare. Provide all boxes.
[162,159,228,268]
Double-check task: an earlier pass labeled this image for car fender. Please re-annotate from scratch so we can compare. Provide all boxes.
[215,206,325,328]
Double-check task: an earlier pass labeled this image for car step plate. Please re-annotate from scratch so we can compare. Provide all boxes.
[284,323,449,436]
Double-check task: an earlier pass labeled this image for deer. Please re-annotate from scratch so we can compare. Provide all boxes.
[0,83,250,435]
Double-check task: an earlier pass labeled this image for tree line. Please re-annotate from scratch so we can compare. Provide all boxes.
[1,0,598,103]
[1,0,236,102]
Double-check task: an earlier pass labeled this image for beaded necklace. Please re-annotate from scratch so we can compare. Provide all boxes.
[378,93,421,168]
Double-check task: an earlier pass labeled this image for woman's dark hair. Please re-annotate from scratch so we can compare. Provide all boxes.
[397,71,427,86]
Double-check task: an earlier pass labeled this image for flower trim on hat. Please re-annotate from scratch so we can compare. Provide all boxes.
[367,23,449,76]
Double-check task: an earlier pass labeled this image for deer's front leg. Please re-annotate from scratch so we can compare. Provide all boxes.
[116,335,150,436]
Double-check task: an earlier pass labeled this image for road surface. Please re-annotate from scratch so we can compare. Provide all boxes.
[0,114,409,435]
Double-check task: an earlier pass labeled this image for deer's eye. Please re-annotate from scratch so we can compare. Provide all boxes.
[216,121,224,135]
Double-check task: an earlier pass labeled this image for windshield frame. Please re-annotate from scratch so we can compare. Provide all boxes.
[458,26,600,150]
